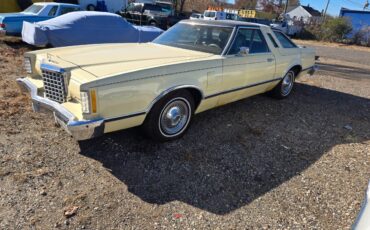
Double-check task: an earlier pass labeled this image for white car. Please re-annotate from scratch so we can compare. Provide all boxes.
[190,13,204,20]
[203,10,226,20]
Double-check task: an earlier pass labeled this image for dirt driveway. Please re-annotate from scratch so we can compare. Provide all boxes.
[1,38,369,229]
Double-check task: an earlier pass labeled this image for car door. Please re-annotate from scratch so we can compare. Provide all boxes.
[218,27,276,106]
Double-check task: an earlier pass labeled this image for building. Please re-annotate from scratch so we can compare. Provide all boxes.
[286,4,322,24]
[340,8,370,40]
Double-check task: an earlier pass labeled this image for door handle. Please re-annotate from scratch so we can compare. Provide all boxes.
[267,58,275,62]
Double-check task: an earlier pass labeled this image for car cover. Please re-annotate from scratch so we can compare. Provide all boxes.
[22,11,163,47]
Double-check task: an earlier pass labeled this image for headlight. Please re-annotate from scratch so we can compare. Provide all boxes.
[24,57,32,74]
[80,91,90,114]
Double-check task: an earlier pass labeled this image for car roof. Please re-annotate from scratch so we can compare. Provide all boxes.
[33,2,80,7]
[180,19,269,28]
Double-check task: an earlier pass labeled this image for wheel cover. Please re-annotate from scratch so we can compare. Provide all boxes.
[159,98,190,137]
[281,72,294,96]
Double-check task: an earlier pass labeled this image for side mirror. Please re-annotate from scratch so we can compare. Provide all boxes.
[237,47,249,57]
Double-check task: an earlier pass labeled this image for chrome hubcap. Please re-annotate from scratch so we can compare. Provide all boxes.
[160,99,190,136]
[281,72,294,96]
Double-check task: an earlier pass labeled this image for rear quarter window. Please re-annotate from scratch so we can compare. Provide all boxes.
[273,31,297,48]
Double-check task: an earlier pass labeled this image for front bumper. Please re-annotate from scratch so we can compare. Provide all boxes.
[17,77,105,141]
[353,181,370,230]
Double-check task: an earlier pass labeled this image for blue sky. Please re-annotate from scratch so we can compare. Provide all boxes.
[226,0,368,16]
[300,0,367,16]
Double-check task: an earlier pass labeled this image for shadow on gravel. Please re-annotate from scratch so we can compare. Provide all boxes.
[79,84,370,215]
[317,63,370,81]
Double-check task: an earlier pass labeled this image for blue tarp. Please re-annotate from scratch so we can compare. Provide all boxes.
[22,11,163,47]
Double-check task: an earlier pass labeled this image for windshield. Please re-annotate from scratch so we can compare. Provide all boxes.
[204,11,216,18]
[23,5,44,14]
[153,23,233,55]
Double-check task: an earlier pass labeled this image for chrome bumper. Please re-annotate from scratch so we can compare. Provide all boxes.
[16,77,105,141]
[296,65,318,79]
[307,65,318,75]
[353,181,370,230]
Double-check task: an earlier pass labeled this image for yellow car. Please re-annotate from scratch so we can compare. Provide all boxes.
[17,20,317,141]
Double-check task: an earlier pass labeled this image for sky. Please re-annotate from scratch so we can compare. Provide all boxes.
[300,0,368,16]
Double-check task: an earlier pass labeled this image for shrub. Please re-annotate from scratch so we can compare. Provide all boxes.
[320,17,352,42]
[297,17,352,43]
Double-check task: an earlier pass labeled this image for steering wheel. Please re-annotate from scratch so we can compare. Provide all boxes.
[208,43,221,49]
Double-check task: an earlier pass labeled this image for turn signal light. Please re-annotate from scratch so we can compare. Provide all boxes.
[90,89,97,113]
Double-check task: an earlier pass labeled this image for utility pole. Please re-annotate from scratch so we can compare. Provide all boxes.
[284,0,289,14]
[323,0,330,20]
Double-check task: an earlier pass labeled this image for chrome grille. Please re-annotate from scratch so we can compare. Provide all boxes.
[41,68,67,103]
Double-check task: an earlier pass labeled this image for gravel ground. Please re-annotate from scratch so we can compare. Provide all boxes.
[0,38,369,229]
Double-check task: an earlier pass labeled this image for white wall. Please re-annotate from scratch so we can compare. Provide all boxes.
[286,6,312,24]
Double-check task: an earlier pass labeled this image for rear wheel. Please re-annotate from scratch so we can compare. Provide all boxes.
[269,70,295,99]
[142,90,194,142]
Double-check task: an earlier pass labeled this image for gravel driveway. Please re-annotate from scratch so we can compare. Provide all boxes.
[1,38,369,229]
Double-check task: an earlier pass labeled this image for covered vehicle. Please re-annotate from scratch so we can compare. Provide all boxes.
[22,11,163,47]
[0,2,80,36]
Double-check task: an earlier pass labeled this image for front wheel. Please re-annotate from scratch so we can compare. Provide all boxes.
[142,90,194,142]
[269,70,295,99]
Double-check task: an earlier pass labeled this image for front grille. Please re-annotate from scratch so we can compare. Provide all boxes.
[41,68,67,103]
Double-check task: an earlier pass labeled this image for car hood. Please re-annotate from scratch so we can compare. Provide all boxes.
[46,43,215,79]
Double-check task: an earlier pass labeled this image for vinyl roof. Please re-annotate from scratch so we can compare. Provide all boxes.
[180,19,269,28]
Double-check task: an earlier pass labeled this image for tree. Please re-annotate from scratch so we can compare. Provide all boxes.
[235,0,258,9]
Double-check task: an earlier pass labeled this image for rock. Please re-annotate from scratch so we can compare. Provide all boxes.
[64,206,79,218]
[39,190,47,196]
[344,124,353,131]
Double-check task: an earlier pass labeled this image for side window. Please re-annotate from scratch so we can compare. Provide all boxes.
[48,6,58,16]
[267,33,279,48]
[135,4,143,12]
[228,28,253,55]
[249,30,270,53]
[273,31,297,48]
[228,29,270,55]
[60,7,79,15]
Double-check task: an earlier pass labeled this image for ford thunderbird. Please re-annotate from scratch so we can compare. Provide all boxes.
[17,20,317,141]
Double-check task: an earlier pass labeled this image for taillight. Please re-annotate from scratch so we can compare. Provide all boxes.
[0,23,5,29]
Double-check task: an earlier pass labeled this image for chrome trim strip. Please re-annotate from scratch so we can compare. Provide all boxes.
[221,26,238,56]
[105,112,146,123]
[147,85,204,112]
[40,63,66,73]
[204,78,282,99]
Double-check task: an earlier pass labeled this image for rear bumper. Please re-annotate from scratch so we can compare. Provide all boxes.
[297,65,318,79]
[307,65,318,75]
[16,77,105,141]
